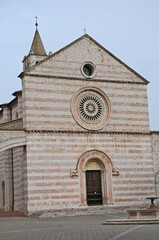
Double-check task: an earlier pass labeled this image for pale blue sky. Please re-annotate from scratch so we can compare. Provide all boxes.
[0,0,158,130]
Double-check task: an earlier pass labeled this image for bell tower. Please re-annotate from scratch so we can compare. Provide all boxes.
[23,19,47,71]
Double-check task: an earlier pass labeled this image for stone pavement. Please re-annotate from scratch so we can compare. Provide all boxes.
[0,213,159,240]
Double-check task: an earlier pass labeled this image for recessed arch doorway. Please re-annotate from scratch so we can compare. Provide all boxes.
[77,150,113,206]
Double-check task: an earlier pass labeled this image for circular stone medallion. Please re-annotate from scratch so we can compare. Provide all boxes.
[71,87,111,130]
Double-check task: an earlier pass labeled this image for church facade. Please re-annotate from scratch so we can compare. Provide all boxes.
[0,27,158,216]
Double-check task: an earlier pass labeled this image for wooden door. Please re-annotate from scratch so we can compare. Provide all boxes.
[86,170,102,205]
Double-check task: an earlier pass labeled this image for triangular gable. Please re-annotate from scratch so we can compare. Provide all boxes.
[22,34,149,84]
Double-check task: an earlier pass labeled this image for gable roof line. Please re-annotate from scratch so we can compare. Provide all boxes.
[21,34,149,84]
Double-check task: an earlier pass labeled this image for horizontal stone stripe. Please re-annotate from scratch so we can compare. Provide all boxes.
[25,158,153,165]
[24,87,147,99]
[112,109,148,115]
[28,175,72,180]
[26,142,152,149]
[28,201,80,208]
[25,112,149,123]
[30,70,138,81]
[28,185,79,190]
[25,119,149,128]
[26,168,73,173]
[116,168,153,172]
[113,184,154,189]
[35,181,78,186]
[25,102,148,113]
[26,150,152,157]
[27,142,151,148]
[25,102,146,112]
[114,198,150,202]
[113,180,154,184]
[28,201,80,209]
[40,63,138,74]
[28,196,80,201]
[117,173,154,178]
[25,105,149,116]
[114,192,154,197]
[26,71,141,83]
[26,137,152,145]
[28,189,79,194]
[24,90,148,104]
[25,106,69,112]
[26,145,152,151]
[26,149,152,155]
[24,83,146,95]
[27,140,152,147]
[24,79,147,92]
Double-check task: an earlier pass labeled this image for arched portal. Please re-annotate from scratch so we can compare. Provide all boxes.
[77,150,113,206]
[2,181,5,210]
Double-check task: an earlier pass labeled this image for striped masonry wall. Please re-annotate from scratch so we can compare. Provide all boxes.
[23,77,150,133]
[25,132,155,212]
[0,149,12,210]
[0,151,6,209]
[13,146,24,211]
[0,147,25,211]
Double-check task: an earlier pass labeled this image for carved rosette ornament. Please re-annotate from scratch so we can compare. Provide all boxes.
[71,87,111,130]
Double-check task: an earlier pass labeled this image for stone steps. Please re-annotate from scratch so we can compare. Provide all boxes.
[103,218,159,225]
[0,211,25,218]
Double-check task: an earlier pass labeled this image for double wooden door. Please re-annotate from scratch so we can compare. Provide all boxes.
[86,170,102,205]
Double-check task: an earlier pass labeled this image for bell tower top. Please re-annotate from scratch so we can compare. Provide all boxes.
[23,19,47,71]
[29,17,46,56]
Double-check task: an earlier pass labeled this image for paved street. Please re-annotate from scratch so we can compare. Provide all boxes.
[0,214,159,240]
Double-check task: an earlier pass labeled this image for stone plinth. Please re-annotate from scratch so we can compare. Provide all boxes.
[128,209,159,219]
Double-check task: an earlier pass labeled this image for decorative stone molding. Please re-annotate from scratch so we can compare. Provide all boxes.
[26,129,151,135]
[19,73,147,85]
[70,170,78,177]
[77,149,114,205]
[0,130,26,152]
[112,168,120,176]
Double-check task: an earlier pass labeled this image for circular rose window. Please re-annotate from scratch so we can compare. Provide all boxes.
[71,87,111,130]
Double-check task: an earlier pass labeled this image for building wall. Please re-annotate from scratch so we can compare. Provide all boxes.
[13,147,24,210]
[0,94,22,125]
[0,107,11,124]
[0,149,12,210]
[26,132,154,213]
[20,36,155,214]
[22,37,149,132]
[0,147,25,211]
[151,132,159,197]
[22,77,150,132]
[11,102,18,121]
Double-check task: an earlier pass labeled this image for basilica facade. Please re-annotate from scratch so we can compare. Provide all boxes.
[0,27,158,216]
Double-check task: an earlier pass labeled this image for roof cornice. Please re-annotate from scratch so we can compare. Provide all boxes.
[19,72,148,85]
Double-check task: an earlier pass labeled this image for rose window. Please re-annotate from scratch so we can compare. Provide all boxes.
[71,87,111,130]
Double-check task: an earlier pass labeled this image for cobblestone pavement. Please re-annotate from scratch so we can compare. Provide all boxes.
[0,214,159,240]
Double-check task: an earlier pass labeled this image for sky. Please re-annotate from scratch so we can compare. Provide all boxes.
[0,0,158,130]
